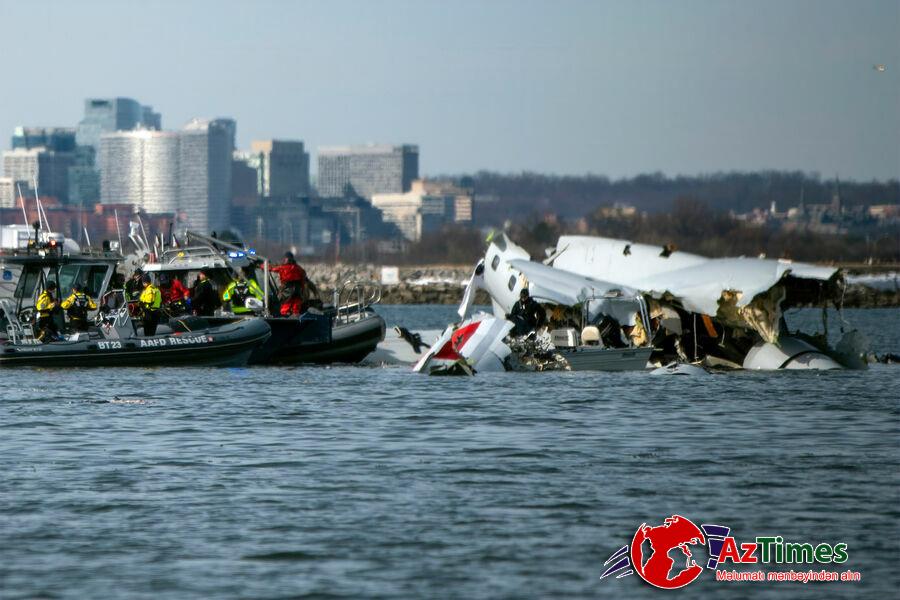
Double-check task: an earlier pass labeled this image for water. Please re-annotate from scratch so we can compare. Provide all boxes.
[0,307,897,599]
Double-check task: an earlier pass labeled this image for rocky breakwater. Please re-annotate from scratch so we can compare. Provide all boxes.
[303,264,488,305]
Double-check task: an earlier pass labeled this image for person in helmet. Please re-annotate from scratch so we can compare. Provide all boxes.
[222,269,265,314]
[270,252,307,316]
[61,282,97,332]
[35,281,61,341]
[138,274,162,336]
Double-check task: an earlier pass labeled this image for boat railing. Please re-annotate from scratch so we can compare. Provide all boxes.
[333,279,382,324]
[96,290,139,336]
[0,298,38,344]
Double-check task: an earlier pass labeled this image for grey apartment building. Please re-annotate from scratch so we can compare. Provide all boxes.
[250,140,310,198]
[2,126,78,203]
[2,147,74,203]
[317,144,418,198]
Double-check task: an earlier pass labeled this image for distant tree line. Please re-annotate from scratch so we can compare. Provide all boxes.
[336,196,897,265]
[449,170,900,226]
[503,197,899,264]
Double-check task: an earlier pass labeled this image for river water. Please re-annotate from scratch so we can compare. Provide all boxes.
[1,306,897,599]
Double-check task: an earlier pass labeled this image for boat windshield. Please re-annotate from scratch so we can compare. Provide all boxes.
[57,264,110,298]
[14,266,42,300]
[13,263,112,303]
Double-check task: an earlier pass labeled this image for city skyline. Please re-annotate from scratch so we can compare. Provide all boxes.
[0,0,897,181]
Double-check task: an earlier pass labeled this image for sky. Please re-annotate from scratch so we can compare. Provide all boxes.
[0,0,898,180]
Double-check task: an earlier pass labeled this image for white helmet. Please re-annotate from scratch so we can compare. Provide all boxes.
[244,297,264,312]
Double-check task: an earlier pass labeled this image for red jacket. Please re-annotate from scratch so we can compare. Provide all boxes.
[271,263,306,285]
[162,279,189,304]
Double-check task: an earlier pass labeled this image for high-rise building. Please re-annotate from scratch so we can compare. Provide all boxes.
[73,97,161,207]
[0,177,15,208]
[179,118,234,234]
[1,147,75,203]
[76,97,161,150]
[11,127,77,152]
[249,140,310,198]
[98,118,235,233]
[99,130,180,215]
[68,147,100,208]
[317,144,418,198]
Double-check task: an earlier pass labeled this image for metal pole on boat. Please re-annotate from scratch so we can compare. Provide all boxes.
[263,259,269,316]
[114,209,123,251]
[16,183,28,226]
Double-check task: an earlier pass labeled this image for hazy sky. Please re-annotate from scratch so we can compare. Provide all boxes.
[1,0,897,180]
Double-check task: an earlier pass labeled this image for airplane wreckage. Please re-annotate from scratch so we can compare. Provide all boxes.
[413,233,868,375]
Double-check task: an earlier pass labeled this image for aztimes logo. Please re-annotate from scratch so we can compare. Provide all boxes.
[601,515,859,589]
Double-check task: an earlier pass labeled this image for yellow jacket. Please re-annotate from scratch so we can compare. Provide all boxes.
[139,284,162,309]
[36,290,57,316]
[61,291,97,312]
[222,278,265,313]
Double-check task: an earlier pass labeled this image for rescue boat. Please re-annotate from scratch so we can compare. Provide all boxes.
[139,232,385,365]
[0,302,271,368]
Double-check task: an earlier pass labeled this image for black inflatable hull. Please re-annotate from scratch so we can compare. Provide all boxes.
[0,319,271,368]
[246,312,384,365]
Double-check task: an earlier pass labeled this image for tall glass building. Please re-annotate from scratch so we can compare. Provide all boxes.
[99,130,180,215]
[179,119,234,234]
[76,98,161,151]
[99,119,234,233]
[70,97,162,206]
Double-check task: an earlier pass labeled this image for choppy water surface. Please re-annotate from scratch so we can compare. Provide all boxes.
[1,307,897,599]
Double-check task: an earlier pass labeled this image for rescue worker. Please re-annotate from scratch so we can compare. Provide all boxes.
[506,288,546,336]
[61,282,97,332]
[191,269,219,317]
[101,273,127,312]
[222,271,265,314]
[271,252,307,316]
[35,281,61,342]
[125,269,144,301]
[138,274,162,336]
[159,273,190,316]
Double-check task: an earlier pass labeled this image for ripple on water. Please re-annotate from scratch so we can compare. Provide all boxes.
[0,307,897,599]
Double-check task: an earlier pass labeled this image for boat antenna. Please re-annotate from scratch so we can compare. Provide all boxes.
[114,208,123,250]
[32,175,49,233]
[16,183,28,226]
[39,198,51,236]
[83,227,92,249]
[137,216,150,250]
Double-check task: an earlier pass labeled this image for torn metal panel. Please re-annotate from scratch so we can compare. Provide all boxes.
[552,235,839,340]
[413,313,513,375]
[457,259,485,320]
[507,258,642,326]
